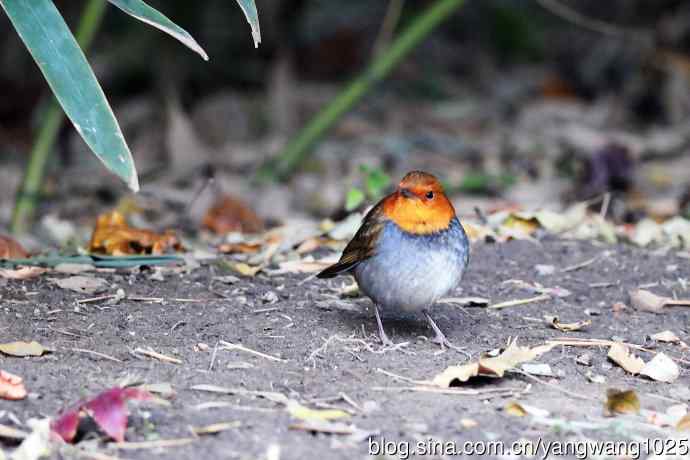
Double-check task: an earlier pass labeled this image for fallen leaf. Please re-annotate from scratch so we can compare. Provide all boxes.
[286,401,350,422]
[0,267,47,280]
[651,330,681,343]
[504,401,527,417]
[54,276,108,294]
[52,387,153,443]
[544,315,591,332]
[432,341,554,386]
[229,262,262,277]
[678,414,690,431]
[607,343,645,375]
[629,289,690,313]
[640,353,679,383]
[202,195,264,235]
[90,211,182,255]
[0,370,27,400]
[0,341,47,357]
[521,363,553,377]
[218,242,262,254]
[605,389,640,416]
[0,235,28,259]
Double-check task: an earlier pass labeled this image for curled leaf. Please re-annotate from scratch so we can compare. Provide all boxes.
[605,389,640,416]
[90,211,182,255]
[607,343,644,375]
[0,369,27,400]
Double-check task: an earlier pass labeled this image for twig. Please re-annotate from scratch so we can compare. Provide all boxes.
[513,370,597,401]
[133,347,182,364]
[489,294,550,310]
[208,341,219,372]
[111,438,196,450]
[71,348,122,363]
[535,0,648,39]
[219,341,287,362]
[371,385,528,397]
[561,255,599,273]
[376,368,427,385]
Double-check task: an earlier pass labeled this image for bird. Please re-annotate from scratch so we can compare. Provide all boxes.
[317,170,470,350]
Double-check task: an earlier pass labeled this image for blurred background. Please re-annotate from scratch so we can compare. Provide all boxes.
[2,0,690,244]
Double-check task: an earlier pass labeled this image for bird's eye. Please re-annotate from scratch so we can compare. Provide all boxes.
[425,191,434,199]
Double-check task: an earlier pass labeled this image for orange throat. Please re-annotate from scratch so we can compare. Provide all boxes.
[382,193,455,235]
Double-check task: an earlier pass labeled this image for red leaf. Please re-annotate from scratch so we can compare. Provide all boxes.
[51,387,152,443]
[51,409,81,442]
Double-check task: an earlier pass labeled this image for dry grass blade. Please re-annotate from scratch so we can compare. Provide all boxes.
[111,438,196,450]
[489,294,551,310]
[133,347,182,364]
[218,341,287,362]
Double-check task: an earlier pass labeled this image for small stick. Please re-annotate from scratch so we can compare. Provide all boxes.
[489,294,550,310]
[77,294,116,304]
[208,341,219,372]
[514,370,596,401]
[561,255,599,273]
[371,386,525,397]
[133,347,182,364]
[112,438,196,450]
[71,348,122,363]
[376,368,427,385]
[219,341,287,362]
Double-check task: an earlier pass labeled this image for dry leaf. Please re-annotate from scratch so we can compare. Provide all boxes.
[0,234,28,259]
[202,195,264,235]
[640,353,679,383]
[607,343,645,375]
[504,401,527,417]
[0,267,47,280]
[229,262,263,277]
[0,341,47,357]
[605,389,640,416]
[90,211,182,255]
[544,315,591,332]
[54,276,108,294]
[218,242,262,254]
[651,330,681,343]
[630,289,667,313]
[677,414,690,431]
[432,341,554,386]
[0,369,27,400]
[286,401,350,422]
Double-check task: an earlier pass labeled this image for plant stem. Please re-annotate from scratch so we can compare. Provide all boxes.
[257,0,465,181]
[11,0,108,234]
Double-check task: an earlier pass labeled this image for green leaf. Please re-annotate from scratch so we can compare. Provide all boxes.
[0,0,139,190]
[234,0,261,48]
[107,0,208,60]
[345,188,365,211]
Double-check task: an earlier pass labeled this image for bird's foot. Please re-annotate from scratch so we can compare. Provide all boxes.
[375,304,409,352]
[424,311,470,357]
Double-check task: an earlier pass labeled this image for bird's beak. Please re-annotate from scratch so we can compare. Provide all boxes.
[399,188,417,199]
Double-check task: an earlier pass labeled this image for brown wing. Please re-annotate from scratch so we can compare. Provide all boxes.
[316,202,387,278]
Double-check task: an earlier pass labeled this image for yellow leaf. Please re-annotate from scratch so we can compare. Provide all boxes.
[286,401,349,422]
[0,341,46,357]
[230,262,263,277]
[605,389,640,416]
[607,343,645,375]
[504,401,527,417]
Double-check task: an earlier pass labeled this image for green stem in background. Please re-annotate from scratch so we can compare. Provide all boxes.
[257,0,466,182]
[11,0,108,235]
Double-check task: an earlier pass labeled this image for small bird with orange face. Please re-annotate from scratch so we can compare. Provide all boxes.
[318,171,470,350]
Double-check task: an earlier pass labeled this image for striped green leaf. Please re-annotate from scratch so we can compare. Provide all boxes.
[0,0,139,190]
[107,0,209,60]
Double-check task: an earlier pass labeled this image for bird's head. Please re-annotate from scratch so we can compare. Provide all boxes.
[383,171,456,235]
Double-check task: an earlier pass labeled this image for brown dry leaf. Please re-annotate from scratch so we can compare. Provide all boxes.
[607,343,645,375]
[0,341,47,357]
[0,267,47,280]
[202,195,264,235]
[0,235,28,259]
[629,289,690,313]
[544,315,591,332]
[651,330,681,343]
[0,369,27,400]
[432,341,554,387]
[89,211,182,255]
[605,389,640,416]
[640,353,680,383]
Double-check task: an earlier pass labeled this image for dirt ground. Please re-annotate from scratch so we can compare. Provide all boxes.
[1,238,690,459]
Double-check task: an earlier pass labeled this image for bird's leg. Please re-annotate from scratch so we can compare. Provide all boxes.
[374,304,395,347]
[423,310,469,356]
